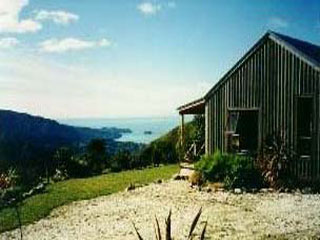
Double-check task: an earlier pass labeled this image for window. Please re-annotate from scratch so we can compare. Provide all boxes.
[226,110,259,154]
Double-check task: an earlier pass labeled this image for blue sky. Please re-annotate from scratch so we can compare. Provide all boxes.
[0,0,319,119]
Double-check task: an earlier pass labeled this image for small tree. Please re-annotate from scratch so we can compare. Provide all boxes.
[86,138,108,174]
[110,151,132,172]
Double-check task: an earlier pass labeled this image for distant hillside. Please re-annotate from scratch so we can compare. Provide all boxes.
[0,110,131,144]
[0,110,136,173]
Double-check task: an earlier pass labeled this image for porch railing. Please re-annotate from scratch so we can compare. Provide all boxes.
[184,141,205,163]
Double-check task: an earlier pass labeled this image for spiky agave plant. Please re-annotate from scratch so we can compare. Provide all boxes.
[133,208,207,240]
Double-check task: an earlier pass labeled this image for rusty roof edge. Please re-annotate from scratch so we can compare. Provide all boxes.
[204,31,320,100]
[268,31,320,71]
[177,97,205,112]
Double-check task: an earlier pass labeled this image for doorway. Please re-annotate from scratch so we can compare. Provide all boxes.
[297,97,313,157]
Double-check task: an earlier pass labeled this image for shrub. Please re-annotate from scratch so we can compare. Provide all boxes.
[86,138,108,174]
[66,155,91,178]
[195,150,263,189]
[53,147,73,171]
[224,155,262,189]
[137,145,153,167]
[129,153,148,169]
[110,151,132,172]
[257,133,296,188]
[195,151,230,182]
[189,171,204,186]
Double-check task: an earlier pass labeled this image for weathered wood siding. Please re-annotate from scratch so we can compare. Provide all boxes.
[205,38,320,180]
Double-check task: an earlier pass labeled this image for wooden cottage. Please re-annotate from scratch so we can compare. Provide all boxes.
[178,31,320,180]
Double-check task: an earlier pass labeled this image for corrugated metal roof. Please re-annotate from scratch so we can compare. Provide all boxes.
[203,31,320,99]
[269,31,320,67]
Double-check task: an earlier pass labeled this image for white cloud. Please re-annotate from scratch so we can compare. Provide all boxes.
[137,2,162,16]
[0,0,42,33]
[0,54,207,118]
[0,37,19,48]
[268,17,288,29]
[35,10,79,25]
[99,38,111,47]
[39,38,112,53]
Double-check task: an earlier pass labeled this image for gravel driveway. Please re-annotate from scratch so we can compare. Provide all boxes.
[2,180,320,239]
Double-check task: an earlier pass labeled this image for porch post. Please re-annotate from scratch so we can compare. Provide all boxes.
[180,114,185,148]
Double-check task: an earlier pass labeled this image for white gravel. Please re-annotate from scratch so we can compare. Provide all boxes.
[2,180,320,239]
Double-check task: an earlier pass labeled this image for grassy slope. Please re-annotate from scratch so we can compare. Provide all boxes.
[151,121,196,147]
[0,164,178,233]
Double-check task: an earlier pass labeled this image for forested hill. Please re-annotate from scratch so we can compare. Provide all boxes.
[0,110,133,171]
[0,110,131,144]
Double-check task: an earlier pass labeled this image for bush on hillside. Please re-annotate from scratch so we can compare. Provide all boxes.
[53,139,108,178]
[137,145,154,167]
[53,147,73,181]
[195,150,263,189]
[66,155,91,177]
[110,151,131,172]
[86,138,108,174]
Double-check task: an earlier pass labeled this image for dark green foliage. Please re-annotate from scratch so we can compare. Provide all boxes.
[195,151,263,188]
[195,151,229,182]
[138,119,197,166]
[52,140,108,178]
[257,133,296,188]
[110,151,131,172]
[152,141,178,165]
[54,147,72,169]
[134,146,153,168]
[224,155,262,189]
[63,155,90,178]
[86,138,108,174]
[0,110,140,187]
[193,115,205,145]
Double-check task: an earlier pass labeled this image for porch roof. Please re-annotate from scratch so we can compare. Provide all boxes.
[177,97,205,115]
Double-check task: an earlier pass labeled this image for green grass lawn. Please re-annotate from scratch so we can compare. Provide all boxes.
[0,164,179,233]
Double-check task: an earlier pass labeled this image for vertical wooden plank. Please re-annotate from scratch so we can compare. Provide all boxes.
[266,40,270,135]
[283,49,288,141]
[291,55,296,176]
[204,100,210,155]
[287,51,292,171]
[262,42,267,141]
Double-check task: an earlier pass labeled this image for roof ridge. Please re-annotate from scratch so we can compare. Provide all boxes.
[204,31,320,99]
[269,30,320,49]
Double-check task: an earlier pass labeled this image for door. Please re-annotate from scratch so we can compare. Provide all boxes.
[296,96,313,178]
[297,97,313,157]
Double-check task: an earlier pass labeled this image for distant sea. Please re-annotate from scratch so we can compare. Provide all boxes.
[58,117,186,144]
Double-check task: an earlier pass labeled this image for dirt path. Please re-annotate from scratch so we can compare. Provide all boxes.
[2,180,320,239]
